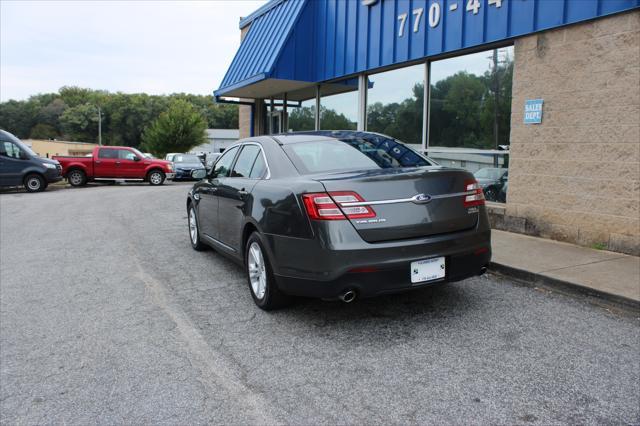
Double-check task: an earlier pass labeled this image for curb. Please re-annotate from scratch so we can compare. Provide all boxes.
[488,261,640,311]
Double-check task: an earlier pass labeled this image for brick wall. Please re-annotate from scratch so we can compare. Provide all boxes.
[507,10,640,255]
[238,24,252,139]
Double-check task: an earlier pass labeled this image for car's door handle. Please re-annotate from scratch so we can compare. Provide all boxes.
[115,161,121,165]
[238,189,248,198]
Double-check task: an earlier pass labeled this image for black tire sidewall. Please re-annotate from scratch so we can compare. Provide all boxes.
[485,188,497,201]
[24,174,45,192]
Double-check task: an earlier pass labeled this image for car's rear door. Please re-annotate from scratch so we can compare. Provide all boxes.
[216,144,264,252]
[95,148,121,177]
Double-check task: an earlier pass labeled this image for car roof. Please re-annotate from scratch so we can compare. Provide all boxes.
[268,130,389,145]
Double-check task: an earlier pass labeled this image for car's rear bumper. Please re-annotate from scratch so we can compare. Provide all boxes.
[275,248,490,299]
[264,220,491,299]
[165,172,176,180]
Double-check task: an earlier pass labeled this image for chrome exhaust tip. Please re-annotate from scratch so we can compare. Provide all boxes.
[479,266,488,275]
[340,290,357,303]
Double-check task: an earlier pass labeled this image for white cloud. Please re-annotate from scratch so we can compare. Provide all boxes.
[0,0,266,101]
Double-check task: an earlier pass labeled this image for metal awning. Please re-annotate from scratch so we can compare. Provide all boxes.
[214,0,311,100]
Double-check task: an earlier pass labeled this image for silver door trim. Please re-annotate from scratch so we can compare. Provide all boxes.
[339,190,475,207]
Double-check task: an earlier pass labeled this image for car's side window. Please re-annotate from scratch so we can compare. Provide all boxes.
[249,151,267,179]
[0,141,23,159]
[211,146,239,178]
[118,149,137,161]
[231,145,261,178]
[98,149,117,159]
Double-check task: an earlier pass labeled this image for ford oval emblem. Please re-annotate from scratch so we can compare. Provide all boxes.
[412,193,432,204]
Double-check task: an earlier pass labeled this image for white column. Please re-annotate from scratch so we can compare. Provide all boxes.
[422,61,431,154]
[357,74,367,131]
[314,85,321,130]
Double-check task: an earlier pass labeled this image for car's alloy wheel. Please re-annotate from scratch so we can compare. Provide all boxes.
[68,170,85,186]
[24,174,44,192]
[188,206,206,251]
[149,171,165,185]
[247,242,267,300]
[189,208,198,244]
[244,232,290,310]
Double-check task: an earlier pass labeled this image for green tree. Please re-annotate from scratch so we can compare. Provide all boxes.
[288,105,315,131]
[141,100,207,156]
[29,123,59,139]
[59,103,100,142]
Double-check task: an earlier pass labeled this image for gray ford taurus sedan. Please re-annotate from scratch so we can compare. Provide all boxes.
[187,131,491,310]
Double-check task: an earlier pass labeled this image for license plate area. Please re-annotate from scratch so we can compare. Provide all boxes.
[410,256,446,284]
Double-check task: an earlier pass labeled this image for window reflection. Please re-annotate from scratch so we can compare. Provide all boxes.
[367,64,424,145]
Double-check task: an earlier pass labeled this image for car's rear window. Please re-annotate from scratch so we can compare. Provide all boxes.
[283,137,431,174]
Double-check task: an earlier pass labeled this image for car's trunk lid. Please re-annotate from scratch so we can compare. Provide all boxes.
[313,167,478,243]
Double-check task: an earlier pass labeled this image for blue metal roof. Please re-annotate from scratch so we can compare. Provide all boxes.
[216,0,640,99]
[215,0,308,97]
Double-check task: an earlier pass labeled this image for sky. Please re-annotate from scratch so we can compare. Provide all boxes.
[0,0,510,106]
[0,0,266,102]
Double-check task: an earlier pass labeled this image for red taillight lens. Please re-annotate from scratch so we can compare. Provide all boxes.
[463,179,485,207]
[302,191,375,220]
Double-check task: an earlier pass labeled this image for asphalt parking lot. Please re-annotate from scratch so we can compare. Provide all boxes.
[1,183,639,425]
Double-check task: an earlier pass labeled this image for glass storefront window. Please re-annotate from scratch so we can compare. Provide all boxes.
[428,46,513,150]
[427,46,513,203]
[288,98,315,132]
[319,79,358,130]
[367,64,424,146]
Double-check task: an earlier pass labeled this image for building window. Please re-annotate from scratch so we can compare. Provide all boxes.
[288,98,316,132]
[366,63,424,146]
[428,46,513,151]
[427,46,514,203]
[319,78,358,130]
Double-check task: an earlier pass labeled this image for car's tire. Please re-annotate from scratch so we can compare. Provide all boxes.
[24,174,45,193]
[148,170,165,186]
[188,205,207,251]
[68,169,87,187]
[484,187,497,202]
[245,232,291,310]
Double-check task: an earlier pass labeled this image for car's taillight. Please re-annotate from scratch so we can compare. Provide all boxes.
[464,179,485,207]
[302,191,375,220]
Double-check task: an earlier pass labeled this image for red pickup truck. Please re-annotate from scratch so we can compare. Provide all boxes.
[54,146,175,186]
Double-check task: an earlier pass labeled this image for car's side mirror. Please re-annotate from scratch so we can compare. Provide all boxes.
[133,156,141,161]
[191,169,207,180]
[20,151,30,160]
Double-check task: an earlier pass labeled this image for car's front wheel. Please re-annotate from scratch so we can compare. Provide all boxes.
[148,170,165,186]
[188,205,207,251]
[24,174,45,193]
[484,187,497,202]
[245,232,290,310]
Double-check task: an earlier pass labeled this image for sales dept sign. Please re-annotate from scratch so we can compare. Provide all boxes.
[524,99,544,124]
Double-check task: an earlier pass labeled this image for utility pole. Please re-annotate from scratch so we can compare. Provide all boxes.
[97,106,102,146]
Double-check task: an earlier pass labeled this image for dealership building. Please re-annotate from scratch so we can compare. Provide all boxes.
[215,0,640,255]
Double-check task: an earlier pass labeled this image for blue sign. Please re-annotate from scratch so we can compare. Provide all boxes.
[524,99,544,124]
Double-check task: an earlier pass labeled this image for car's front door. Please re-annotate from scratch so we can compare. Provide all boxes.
[117,149,144,178]
[95,148,121,177]
[217,144,266,252]
[0,140,28,186]
[196,146,239,241]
